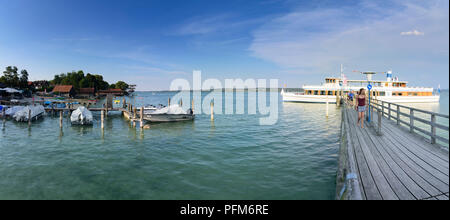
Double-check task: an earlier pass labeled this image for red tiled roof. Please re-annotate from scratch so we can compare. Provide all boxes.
[52,85,73,93]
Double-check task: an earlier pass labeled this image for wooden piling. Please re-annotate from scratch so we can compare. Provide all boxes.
[133,107,136,127]
[2,108,5,126]
[168,98,171,106]
[210,101,214,121]
[140,107,144,129]
[180,99,183,107]
[192,99,194,114]
[60,110,63,128]
[28,109,31,126]
[326,90,329,117]
[101,110,104,129]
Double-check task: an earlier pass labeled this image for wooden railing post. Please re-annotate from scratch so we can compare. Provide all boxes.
[388,103,392,120]
[431,114,436,144]
[410,109,414,133]
[381,101,385,118]
[396,105,400,126]
[377,107,382,136]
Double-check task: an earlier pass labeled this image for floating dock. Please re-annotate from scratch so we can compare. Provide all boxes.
[337,100,449,200]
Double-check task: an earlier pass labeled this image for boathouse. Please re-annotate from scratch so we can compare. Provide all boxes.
[78,88,96,98]
[98,88,125,96]
[52,85,75,97]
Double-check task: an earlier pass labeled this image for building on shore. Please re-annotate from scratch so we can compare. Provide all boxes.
[52,85,75,97]
[98,88,125,96]
[78,88,96,98]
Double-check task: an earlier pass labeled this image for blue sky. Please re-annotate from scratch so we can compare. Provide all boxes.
[0,0,448,90]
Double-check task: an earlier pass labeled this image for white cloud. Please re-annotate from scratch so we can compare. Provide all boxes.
[249,0,449,83]
[400,30,425,36]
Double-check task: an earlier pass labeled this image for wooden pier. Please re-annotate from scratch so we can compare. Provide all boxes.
[337,99,449,200]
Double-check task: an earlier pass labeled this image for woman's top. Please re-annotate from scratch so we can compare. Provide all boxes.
[358,95,366,106]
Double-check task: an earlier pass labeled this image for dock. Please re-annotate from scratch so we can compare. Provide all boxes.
[337,99,449,200]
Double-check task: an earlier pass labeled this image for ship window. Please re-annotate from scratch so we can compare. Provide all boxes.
[307,90,312,95]
[379,92,385,96]
[320,91,326,96]
[314,91,318,95]
[328,91,333,95]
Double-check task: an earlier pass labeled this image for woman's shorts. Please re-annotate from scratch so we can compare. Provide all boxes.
[358,106,366,112]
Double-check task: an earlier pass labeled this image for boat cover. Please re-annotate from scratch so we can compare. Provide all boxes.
[70,106,93,125]
[13,105,45,122]
[5,106,25,116]
[151,104,187,114]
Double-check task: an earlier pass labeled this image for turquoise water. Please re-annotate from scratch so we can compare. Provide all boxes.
[0,91,447,199]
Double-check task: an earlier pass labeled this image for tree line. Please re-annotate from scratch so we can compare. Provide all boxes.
[0,66,129,93]
[51,70,129,92]
[0,66,29,89]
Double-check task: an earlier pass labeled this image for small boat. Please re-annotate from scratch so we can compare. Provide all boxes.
[144,104,194,122]
[5,106,25,117]
[70,106,93,125]
[13,105,45,122]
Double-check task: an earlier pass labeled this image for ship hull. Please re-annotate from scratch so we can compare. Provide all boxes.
[282,93,440,104]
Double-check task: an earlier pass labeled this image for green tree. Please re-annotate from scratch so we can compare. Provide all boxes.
[20,69,29,88]
[115,81,129,90]
[2,66,20,88]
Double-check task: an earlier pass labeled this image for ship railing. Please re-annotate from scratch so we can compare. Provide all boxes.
[369,99,449,147]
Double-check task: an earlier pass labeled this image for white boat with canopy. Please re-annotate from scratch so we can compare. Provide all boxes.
[70,106,93,125]
[13,105,45,122]
[144,104,194,122]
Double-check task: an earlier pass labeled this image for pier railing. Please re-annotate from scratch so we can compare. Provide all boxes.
[343,97,449,146]
[370,99,449,146]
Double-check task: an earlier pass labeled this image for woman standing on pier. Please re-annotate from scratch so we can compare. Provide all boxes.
[357,88,367,128]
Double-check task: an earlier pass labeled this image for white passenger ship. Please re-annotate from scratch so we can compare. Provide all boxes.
[281,70,440,103]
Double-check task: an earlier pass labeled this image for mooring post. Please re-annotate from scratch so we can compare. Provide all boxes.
[2,108,5,127]
[326,90,329,117]
[180,99,183,107]
[101,110,104,129]
[192,99,194,114]
[168,98,171,107]
[28,109,31,126]
[210,100,214,121]
[133,107,137,127]
[59,110,63,128]
[140,107,144,129]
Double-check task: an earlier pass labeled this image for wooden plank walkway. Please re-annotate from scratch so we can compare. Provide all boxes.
[337,104,449,200]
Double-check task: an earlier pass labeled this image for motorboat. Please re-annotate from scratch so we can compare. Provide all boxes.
[70,106,93,125]
[13,105,45,122]
[144,104,194,122]
[5,106,25,117]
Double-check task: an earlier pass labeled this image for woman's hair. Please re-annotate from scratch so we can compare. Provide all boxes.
[359,88,365,95]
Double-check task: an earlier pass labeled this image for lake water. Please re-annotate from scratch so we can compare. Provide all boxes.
[0,91,448,199]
